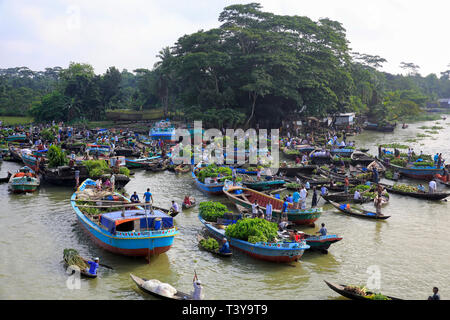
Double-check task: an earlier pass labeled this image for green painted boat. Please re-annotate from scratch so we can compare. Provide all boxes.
[6,134,27,142]
[8,166,40,193]
[242,179,286,191]
[223,185,322,225]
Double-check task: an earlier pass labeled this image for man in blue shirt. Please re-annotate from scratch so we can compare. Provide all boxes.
[85,257,99,275]
[292,190,300,209]
[428,287,440,300]
[130,191,140,203]
[317,223,327,236]
[219,238,231,254]
[143,188,153,213]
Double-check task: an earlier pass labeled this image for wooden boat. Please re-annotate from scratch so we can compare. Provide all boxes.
[358,148,370,153]
[199,215,309,263]
[191,171,224,195]
[182,198,196,209]
[6,134,27,142]
[379,183,450,200]
[351,151,375,166]
[223,185,322,225]
[294,172,330,186]
[8,166,40,193]
[174,164,191,173]
[384,162,444,180]
[64,257,98,279]
[8,146,23,162]
[130,274,193,300]
[434,174,450,187]
[321,192,371,204]
[125,156,161,169]
[71,179,178,257]
[282,147,301,160]
[278,165,317,177]
[113,147,134,157]
[277,230,342,252]
[364,122,396,132]
[85,144,111,157]
[242,179,286,191]
[328,201,390,220]
[0,172,12,183]
[309,149,332,165]
[324,280,401,300]
[197,234,232,257]
[330,147,354,157]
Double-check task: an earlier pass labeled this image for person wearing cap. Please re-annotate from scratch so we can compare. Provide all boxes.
[170,200,179,214]
[219,238,231,254]
[192,274,203,300]
[83,257,99,275]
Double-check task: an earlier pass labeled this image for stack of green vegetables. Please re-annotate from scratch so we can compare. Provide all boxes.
[63,248,88,270]
[47,145,68,168]
[199,201,228,222]
[285,182,301,190]
[196,164,232,183]
[390,158,407,167]
[199,237,219,251]
[283,148,301,156]
[225,218,278,244]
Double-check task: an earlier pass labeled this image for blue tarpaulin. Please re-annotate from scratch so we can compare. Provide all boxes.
[100,209,173,234]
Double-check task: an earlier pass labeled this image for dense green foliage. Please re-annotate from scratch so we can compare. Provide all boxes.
[199,201,228,222]
[83,160,110,176]
[2,3,450,125]
[199,237,220,251]
[225,218,278,243]
[196,164,232,183]
[47,145,68,168]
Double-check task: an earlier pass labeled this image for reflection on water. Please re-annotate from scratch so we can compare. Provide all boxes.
[1,118,449,299]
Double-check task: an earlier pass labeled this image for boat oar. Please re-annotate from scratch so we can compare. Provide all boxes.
[99,263,114,270]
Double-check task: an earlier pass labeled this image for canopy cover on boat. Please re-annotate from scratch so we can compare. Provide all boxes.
[100,209,174,234]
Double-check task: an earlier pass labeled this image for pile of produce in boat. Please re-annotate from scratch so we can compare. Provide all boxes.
[355,172,372,179]
[199,201,228,222]
[344,285,391,300]
[392,184,418,193]
[142,279,177,298]
[63,248,88,270]
[225,218,278,244]
[199,237,219,251]
[196,164,232,183]
[285,182,301,190]
[47,145,68,168]
[384,170,394,180]
[380,143,409,149]
[83,159,130,177]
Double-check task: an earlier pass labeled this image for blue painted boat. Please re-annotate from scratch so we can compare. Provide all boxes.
[20,149,38,170]
[387,163,443,180]
[191,171,224,195]
[150,120,176,142]
[86,144,111,156]
[198,215,309,263]
[330,148,354,157]
[71,179,178,257]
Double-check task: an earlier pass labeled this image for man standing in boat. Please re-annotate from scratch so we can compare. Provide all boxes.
[144,188,154,214]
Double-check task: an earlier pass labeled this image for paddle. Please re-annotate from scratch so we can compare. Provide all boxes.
[99,263,114,270]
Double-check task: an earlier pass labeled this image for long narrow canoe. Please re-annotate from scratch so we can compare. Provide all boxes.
[379,183,450,200]
[324,280,401,300]
[322,192,371,204]
[223,185,322,225]
[130,274,193,300]
[385,162,443,180]
[328,201,390,220]
[278,165,317,177]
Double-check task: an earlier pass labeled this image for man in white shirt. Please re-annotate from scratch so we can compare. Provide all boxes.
[429,180,437,193]
[354,189,361,200]
[252,201,258,218]
[171,200,179,213]
[299,187,308,210]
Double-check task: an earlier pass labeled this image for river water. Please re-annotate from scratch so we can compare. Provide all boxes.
[1,118,449,300]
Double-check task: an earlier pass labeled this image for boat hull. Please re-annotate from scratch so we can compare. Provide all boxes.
[199,216,308,263]
[192,172,224,195]
[71,188,178,257]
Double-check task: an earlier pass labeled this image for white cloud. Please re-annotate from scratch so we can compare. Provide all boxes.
[0,0,449,76]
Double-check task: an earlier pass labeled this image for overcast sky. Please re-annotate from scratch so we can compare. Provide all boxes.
[1,0,449,76]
